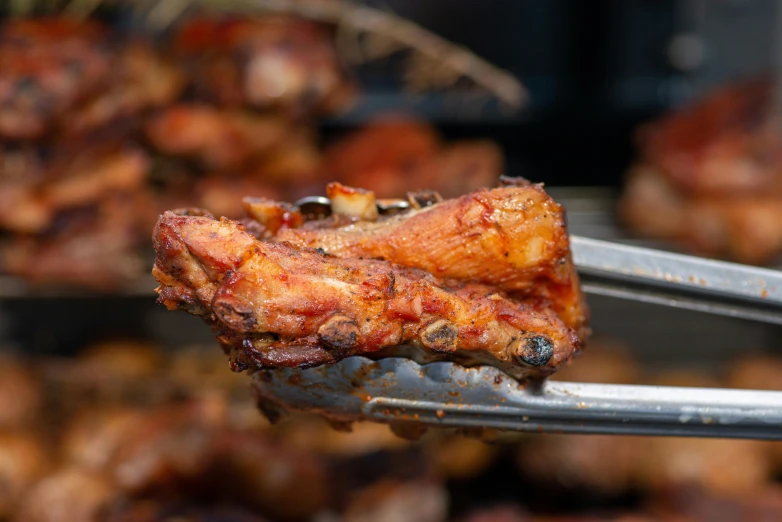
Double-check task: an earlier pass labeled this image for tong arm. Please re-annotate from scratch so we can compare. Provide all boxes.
[252,356,782,440]
[571,236,782,325]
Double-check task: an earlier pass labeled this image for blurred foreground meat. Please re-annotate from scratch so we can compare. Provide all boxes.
[152,184,586,380]
[619,78,782,264]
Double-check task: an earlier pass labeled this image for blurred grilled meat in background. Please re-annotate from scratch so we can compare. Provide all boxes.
[3,339,782,521]
[2,0,782,521]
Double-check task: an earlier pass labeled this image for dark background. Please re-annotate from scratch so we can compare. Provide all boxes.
[336,0,777,187]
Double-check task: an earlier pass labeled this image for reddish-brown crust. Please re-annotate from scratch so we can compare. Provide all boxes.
[275,185,588,338]
[152,201,583,379]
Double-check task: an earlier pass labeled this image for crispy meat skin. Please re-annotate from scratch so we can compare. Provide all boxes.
[153,212,581,379]
[274,184,588,337]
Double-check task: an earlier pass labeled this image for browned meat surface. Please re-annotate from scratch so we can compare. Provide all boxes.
[636,78,780,195]
[0,143,149,235]
[9,341,782,521]
[145,105,291,171]
[341,478,448,522]
[273,182,588,338]
[202,429,331,519]
[15,467,117,522]
[637,436,771,496]
[651,485,782,522]
[2,191,150,290]
[0,140,154,290]
[54,397,328,520]
[426,434,499,480]
[0,432,49,519]
[619,78,782,264]
[619,165,782,264]
[517,434,644,495]
[153,207,581,380]
[172,16,354,115]
[0,358,43,429]
[272,416,408,457]
[319,118,441,192]
[0,18,113,139]
[63,42,184,137]
[192,175,284,220]
[319,118,503,198]
[459,505,531,522]
[423,140,505,198]
[104,503,269,522]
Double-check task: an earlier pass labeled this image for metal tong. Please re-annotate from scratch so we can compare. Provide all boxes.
[252,196,782,440]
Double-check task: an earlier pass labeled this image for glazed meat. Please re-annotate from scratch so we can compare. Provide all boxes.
[172,16,354,115]
[152,209,581,380]
[619,78,782,264]
[273,182,588,338]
